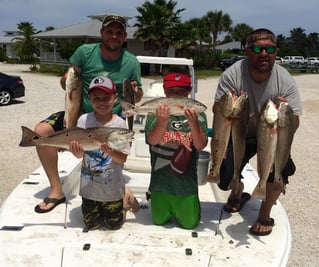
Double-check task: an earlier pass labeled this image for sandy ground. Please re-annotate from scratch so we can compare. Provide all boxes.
[0,63,318,266]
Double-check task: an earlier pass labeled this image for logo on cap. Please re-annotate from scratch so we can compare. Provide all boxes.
[89,76,117,95]
[93,77,105,85]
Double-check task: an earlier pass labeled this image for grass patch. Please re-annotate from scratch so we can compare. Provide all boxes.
[195,68,222,78]
[38,64,68,76]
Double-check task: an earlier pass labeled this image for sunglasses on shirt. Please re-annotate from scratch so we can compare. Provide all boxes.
[249,45,277,54]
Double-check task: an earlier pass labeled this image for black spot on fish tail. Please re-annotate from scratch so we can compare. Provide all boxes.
[19,126,41,147]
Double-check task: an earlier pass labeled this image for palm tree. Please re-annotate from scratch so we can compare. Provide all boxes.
[276,34,286,48]
[134,0,185,56]
[290,27,307,55]
[204,10,232,50]
[180,18,211,51]
[11,21,39,62]
[307,32,319,55]
[231,23,253,50]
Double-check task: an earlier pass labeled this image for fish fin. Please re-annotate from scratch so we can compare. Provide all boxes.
[251,183,266,200]
[204,171,220,184]
[19,126,41,147]
[122,110,136,118]
[201,175,213,183]
[120,100,134,110]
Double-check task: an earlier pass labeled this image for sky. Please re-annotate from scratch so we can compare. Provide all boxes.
[1,0,318,38]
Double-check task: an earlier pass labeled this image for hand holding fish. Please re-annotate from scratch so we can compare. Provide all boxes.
[184,107,199,124]
[156,103,170,121]
[69,140,84,159]
[100,142,113,154]
[185,107,207,150]
[277,96,288,103]
[100,142,128,164]
[131,81,143,103]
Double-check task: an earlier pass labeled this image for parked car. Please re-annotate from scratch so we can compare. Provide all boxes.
[219,55,247,71]
[283,56,305,65]
[307,57,319,67]
[0,72,25,105]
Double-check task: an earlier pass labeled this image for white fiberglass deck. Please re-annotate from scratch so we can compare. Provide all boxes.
[0,151,290,267]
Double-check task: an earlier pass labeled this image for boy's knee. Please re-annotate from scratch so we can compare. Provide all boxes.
[179,218,199,229]
[34,122,55,136]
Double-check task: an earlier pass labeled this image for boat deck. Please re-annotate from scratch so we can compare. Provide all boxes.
[0,151,290,267]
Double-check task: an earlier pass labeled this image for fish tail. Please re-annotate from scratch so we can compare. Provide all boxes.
[120,101,136,118]
[19,126,40,147]
[251,183,266,200]
[273,177,286,194]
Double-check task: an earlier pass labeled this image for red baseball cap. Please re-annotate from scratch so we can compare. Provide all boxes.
[163,73,192,90]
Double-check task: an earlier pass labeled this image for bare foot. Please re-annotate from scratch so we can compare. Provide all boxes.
[123,187,140,213]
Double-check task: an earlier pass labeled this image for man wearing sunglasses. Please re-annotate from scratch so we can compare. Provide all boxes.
[33,14,143,213]
[212,28,302,236]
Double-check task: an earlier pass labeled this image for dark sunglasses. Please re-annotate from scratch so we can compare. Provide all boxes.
[249,45,277,54]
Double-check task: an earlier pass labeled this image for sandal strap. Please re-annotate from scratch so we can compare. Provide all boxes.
[43,197,64,204]
[258,218,275,226]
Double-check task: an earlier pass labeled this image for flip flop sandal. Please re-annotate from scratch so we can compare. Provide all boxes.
[249,218,275,236]
[223,192,251,213]
[34,196,66,214]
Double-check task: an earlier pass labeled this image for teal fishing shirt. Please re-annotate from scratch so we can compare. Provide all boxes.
[69,43,142,115]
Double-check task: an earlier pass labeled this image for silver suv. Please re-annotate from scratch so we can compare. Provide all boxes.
[307,57,319,67]
[283,56,305,64]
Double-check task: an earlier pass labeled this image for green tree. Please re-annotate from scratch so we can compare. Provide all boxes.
[134,0,185,56]
[204,10,232,50]
[181,18,211,51]
[45,26,55,32]
[276,34,286,48]
[290,27,307,55]
[0,47,8,62]
[11,21,39,62]
[307,32,319,56]
[231,23,253,50]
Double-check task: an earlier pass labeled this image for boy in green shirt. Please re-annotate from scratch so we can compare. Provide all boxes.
[145,68,208,229]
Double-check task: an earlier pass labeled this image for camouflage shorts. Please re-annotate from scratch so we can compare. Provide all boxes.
[81,197,124,230]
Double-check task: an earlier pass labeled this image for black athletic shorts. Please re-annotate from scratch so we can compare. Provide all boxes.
[41,111,65,132]
[218,138,296,191]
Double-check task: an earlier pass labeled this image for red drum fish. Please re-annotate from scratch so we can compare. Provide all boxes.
[122,78,137,131]
[228,93,249,193]
[121,96,207,117]
[19,126,134,152]
[204,91,233,183]
[64,67,82,128]
[253,100,278,200]
[273,102,295,193]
